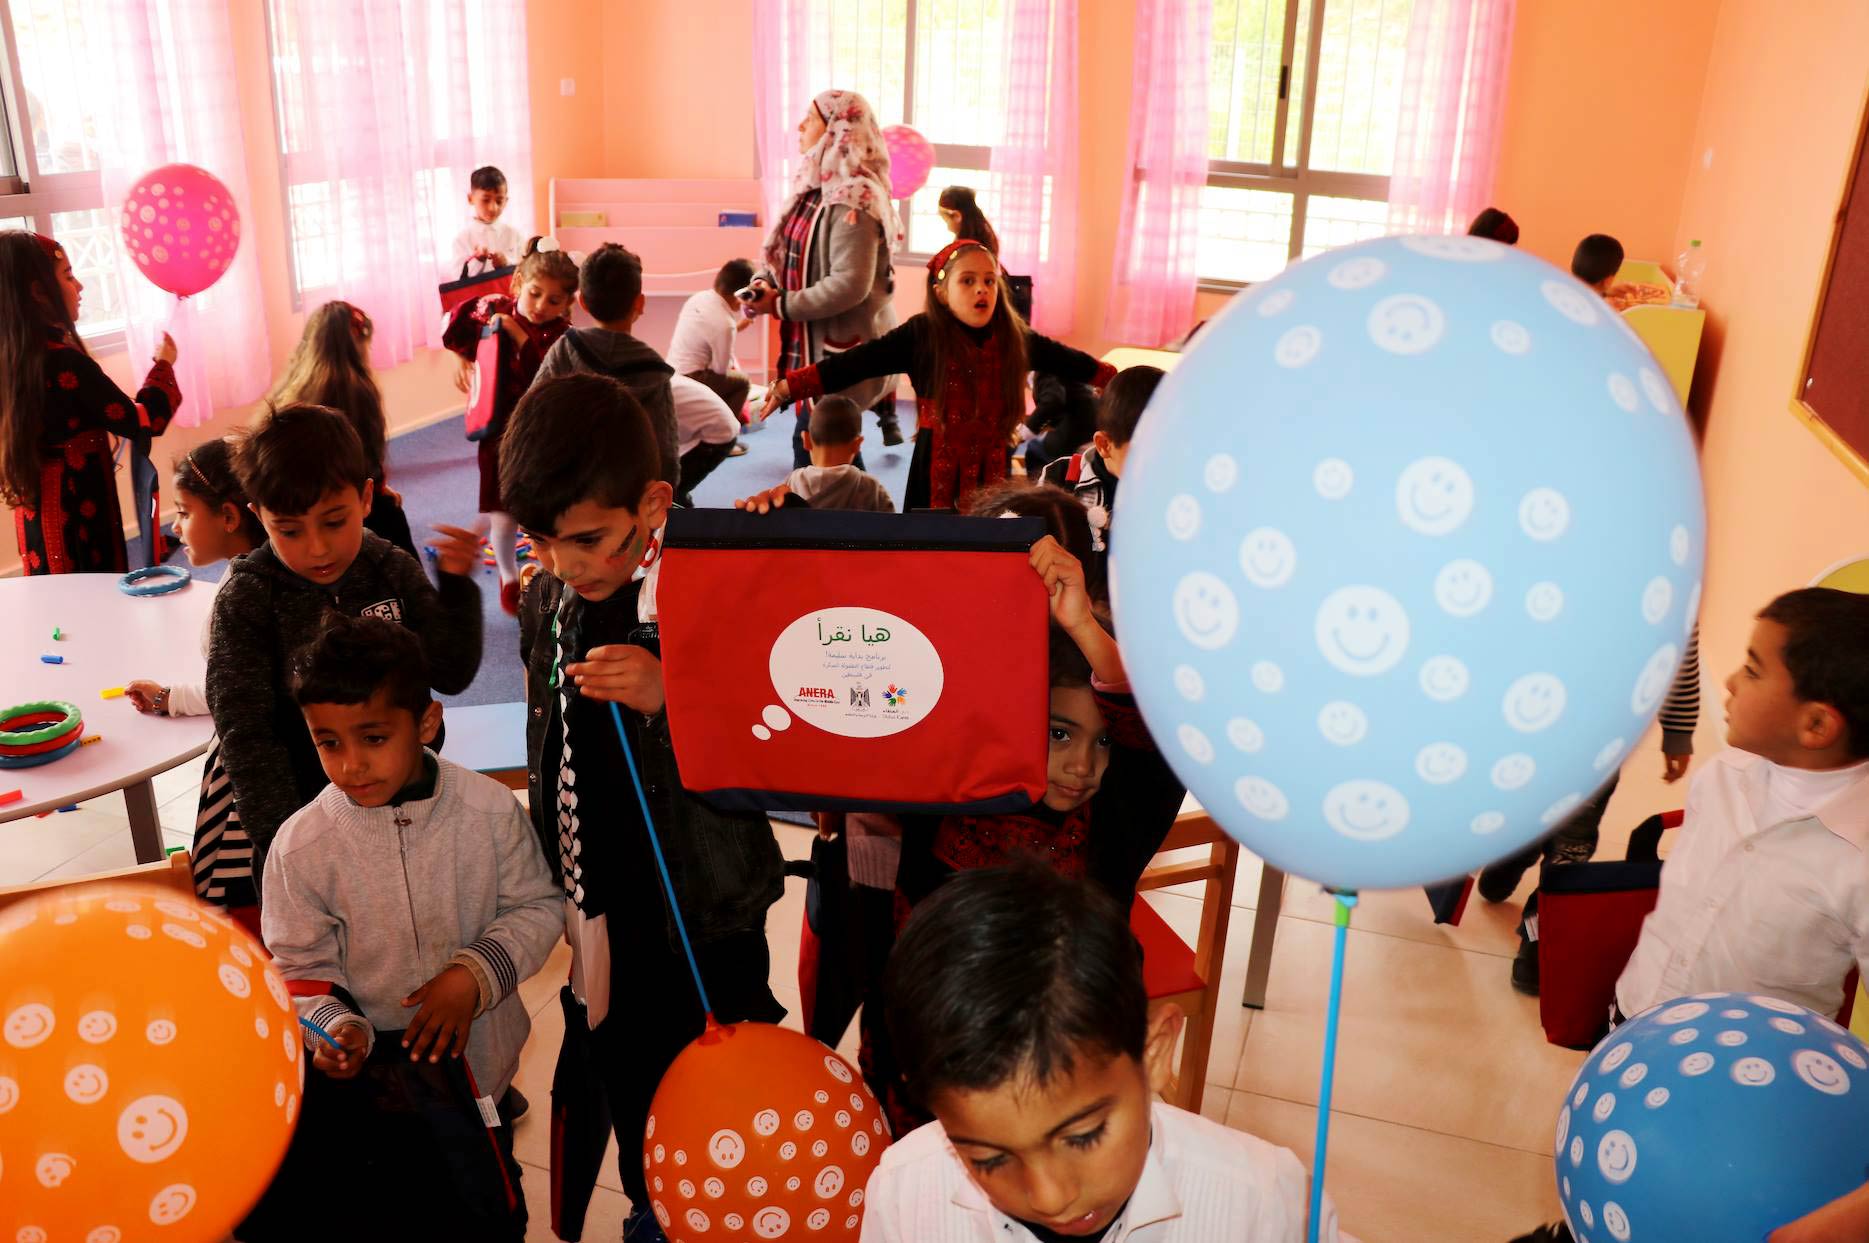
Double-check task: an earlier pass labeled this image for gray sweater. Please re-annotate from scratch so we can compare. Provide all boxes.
[531,326,681,485]
[262,755,563,1101]
[762,202,898,410]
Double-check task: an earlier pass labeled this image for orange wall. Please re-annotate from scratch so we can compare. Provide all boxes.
[1492,0,1716,272]
[600,2,757,180]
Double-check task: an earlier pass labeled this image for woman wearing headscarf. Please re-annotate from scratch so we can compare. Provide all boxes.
[747,89,904,464]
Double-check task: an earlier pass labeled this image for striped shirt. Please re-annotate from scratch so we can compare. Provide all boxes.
[1658,623,1702,755]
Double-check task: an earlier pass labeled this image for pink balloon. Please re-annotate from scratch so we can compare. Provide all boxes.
[881,125,935,201]
[118,163,242,297]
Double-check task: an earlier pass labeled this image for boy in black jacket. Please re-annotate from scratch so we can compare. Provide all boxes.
[207,403,483,881]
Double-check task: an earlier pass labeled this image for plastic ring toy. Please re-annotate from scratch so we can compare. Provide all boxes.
[0,701,83,749]
[0,734,82,769]
[0,715,84,757]
[119,564,191,597]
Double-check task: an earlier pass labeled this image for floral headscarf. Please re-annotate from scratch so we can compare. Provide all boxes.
[764,89,902,271]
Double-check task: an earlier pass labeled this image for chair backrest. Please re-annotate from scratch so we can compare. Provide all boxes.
[0,851,193,914]
[1537,857,1665,1048]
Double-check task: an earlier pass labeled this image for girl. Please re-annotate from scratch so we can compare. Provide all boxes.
[124,438,264,929]
[267,301,417,558]
[764,238,1114,510]
[936,185,1000,256]
[0,230,180,574]
[443,236,577,614]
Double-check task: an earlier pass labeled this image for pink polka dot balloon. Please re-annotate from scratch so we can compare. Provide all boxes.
[118,163,242,297]
[881,126,934,200]
[646,1021,889,1241]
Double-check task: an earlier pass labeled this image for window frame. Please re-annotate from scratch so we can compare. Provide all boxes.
[1199,0,1399,291]
[887,0,997,262]
[0,0,127,351]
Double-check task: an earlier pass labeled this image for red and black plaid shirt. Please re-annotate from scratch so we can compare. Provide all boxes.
[775,189,821,380]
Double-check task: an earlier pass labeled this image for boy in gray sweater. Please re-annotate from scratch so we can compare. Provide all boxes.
[257,616,561,1236]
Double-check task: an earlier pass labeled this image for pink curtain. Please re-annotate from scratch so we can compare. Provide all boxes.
[753,0,818,231]
[266,0,534,370]
[989,0,1078,337]
[1385,0,1517,235]
[1104,0,1210,347]
[90,0,270,425]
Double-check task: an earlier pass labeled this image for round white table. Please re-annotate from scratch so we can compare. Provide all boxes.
[0,572,215,863]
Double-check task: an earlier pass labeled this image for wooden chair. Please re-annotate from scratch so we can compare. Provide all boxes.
[1132,808,1240,1113]
[0,849,194,913]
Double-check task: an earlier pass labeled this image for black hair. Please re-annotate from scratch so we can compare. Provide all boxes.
[1096,365,1165,447]
[580,242,644,324]
[714,258,756,298]
[1757,587,1869,758]
[234,403,370,517]
[1467,207,1520,245]
[1571,233,1625,286]
[289,613,432,718]
[498,373,661,534]
[1048,622,1093,691]
[963,480,1104,602]
[174,437,264,544]
[937,186,1000,257]
[470,166,507,194]
[807,394,862,447]
[885,860,1149,1104]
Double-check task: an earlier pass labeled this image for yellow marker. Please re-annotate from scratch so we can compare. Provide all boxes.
[100,687,125,700]
[79,734,102,747]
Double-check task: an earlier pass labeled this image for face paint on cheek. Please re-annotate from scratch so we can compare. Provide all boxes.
[603,525,642,566]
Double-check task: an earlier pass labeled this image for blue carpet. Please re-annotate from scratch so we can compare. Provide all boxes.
[178,401,916,707]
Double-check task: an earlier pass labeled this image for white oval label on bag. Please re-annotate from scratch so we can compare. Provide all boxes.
[766,607,944,739]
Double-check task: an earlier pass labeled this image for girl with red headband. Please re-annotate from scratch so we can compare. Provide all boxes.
[0,230,181,574]
[763,238,1114,510]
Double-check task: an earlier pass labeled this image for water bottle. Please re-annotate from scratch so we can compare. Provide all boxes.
[1673,239,1706,308]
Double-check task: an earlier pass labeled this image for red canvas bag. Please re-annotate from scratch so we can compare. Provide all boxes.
[461,326,502,442]
[657,509,1050,813]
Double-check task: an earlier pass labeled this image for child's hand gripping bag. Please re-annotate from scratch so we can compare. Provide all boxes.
[658,508,1050,813]
[462,323,503,442]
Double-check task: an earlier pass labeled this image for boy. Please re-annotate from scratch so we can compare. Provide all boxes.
[1615,587,1869,1021]
[451,165,523,280]
[782,394,895,511]
[529,241,738,497]
[500,373,786,1242]
[1039,365,1164,560]
[865,862,1347,1242]
[668,257,756,424]
[208,404,484,881]
[1570,232,1625,293]
[250,617,561,1240]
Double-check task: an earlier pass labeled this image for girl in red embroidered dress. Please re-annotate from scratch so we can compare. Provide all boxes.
[764,239,1114,511]
[1,231,181,574]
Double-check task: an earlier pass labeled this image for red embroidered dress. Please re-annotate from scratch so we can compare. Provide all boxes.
[442,295,570,512]
[14,327,181,574]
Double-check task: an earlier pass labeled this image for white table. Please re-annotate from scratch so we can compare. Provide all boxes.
[0,573,215,863]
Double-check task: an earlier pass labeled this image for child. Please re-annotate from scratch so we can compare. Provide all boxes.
[964,480,1106,603]
[268,300,418,559]
[1039,364,1165,561]
[865,861,1346,1243]
[451,165,523,280]
[1614,587,1869,1021]
[937,185,1000,256]
[763,238,1114,511]
[783,394,895,511]
[444,236,579,613]
[1570,232,1625,293]
[500,373,785,1241]
[668,257,756,423]
[207,404,484,880]
[254,616,561,1239]
[0,230,181,574]
[1467,207,1520,244]
[123,440,265,920]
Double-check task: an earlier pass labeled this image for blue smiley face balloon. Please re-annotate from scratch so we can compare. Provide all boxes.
[1555,994,1869,1242]
[1111,235,1706,890]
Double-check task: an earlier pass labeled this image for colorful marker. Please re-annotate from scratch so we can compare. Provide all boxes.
[100,687,125,700]
[39,654,63,665]
[0,790,22,807]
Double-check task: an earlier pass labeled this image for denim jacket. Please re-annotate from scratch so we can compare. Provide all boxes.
[519,571,785,950]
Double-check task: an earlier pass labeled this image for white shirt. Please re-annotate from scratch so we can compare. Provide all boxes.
[860,1103,1348,1243]
[165,572,229,717]
[667,289,740,375]
[670,373,740,454]
[1617,748,1869,1019]
[449,216,524,279]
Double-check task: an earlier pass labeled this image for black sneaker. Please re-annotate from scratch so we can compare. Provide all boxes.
[501,1085,529,1122]
[1510,936,1540,996]
[624,1207,669,1242]
[879,419,905,447]
[1477,859,1529,904]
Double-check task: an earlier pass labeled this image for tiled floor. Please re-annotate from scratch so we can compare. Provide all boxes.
[1,760,1602,1243]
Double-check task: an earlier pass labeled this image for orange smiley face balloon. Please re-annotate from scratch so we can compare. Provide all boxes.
[645,1020,890,1242]
[0,885,299,1241]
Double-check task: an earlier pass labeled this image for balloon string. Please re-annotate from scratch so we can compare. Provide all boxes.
[1308,890,1357,1243]
[609,701,714,1018]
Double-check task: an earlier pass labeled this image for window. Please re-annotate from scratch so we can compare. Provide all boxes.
[0,0,129,343]
[1200,0,1413,284]
[806,0,1045,258]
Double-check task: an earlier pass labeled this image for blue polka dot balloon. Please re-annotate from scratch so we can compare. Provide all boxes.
[1110,235,1705,889]
[1555,993,1869,1241]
